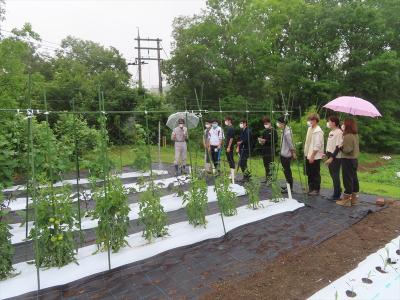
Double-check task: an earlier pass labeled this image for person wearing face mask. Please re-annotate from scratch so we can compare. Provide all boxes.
[236,119,251,182]
[224,116,235,183]
[258,116,278,184]
[203,121,212,174]
[334,118,360,207]
[171,118,188,176]
[304,113,324,196]
[208,120,224,173]
[324,116,343,200]
[277,116,296,193]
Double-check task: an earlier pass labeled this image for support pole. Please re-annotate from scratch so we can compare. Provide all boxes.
[157,39,163,94]
[72,98,82,235]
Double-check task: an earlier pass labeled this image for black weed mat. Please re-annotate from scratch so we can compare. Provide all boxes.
[7,182,385,300]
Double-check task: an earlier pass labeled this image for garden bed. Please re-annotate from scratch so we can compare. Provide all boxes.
[0,198,304,299]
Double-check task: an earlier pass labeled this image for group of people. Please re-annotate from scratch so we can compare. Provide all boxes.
[171,112,360,207]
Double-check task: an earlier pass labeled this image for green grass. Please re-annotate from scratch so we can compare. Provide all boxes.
[104,145,400,199]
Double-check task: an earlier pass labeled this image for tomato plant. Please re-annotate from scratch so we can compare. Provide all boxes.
[0,188,15,279]
[245,176,262,209]
[270,161,283,202]
[138,180,168,242]
[215,176,238,217]
[28,182,78,268]
[91,175,130,253]
[132,124,151,172]
[183,173,208,227]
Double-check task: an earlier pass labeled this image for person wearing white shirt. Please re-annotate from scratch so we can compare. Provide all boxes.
[208,120,223,172]
[304,113,324,196]
[324,116,343,200]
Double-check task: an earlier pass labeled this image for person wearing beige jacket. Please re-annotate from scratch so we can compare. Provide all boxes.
[304,113,324,196]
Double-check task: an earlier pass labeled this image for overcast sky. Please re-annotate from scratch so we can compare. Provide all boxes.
[2,0,207,88]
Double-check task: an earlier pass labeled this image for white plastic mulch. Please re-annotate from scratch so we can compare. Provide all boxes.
[5,173,185,212]
[308,236,400,300]
[0,198,304,299]
[2,170,168,193]
[9,184,245,244]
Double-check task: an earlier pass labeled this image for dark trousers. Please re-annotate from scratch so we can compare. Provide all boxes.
[328,158,342,198]
[280,156,293,189]
[239,150,249,175]
[226,150,235,169]
[210,145,221,168]
[263,155,273,179]
[305,159,321,191]
[342,158,359,194]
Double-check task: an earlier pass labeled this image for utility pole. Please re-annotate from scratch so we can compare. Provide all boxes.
[134,31,164,94]
[137,29,142,89]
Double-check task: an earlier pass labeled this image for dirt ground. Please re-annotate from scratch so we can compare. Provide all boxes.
[203,201,400,300]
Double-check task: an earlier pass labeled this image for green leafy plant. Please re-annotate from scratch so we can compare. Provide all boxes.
[215,176,238,216]
[245,176,262,209]
[183,173,208,227]
[270,161,283,202]
[132,124,151,171]
[0,187,15,280]
[138,180,168,241]
[91,175,130,253]
[28,182,78,268]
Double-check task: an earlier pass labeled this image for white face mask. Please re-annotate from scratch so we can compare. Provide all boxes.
[224,121,229,126]
[326,122,331,129]
[212,123,218,128]
[307,120,312,127]
[264,123,271,129]
[205,124,210,129]
[341,124,345,131]
[179,124,184,128]
[239,123,244,129]
[276,122,281,128]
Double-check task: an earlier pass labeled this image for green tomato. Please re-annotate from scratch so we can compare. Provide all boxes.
[51,236,57,242]
[57,234,63,241]
[49,217,55,223]
[54,220,60,225]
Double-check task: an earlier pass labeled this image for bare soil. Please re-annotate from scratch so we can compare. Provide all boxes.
[203,201,400,300]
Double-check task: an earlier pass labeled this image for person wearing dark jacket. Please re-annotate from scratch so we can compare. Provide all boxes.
[236,119,251,182]
[258,116,278,184]
[224,116,235,183]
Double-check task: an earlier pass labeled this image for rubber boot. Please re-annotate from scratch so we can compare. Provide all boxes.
[336,193,352,207]
[181,165,186,175]
[351,192,359,205]
[230,168,235,184]
[174,164,179,176]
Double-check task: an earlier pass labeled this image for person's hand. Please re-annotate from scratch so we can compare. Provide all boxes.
[292,152,297,160]
[226,147,231,153]
[325,157,333,165]
[236,147,239,153]
[322,153,326,159]
[309,156,315,164]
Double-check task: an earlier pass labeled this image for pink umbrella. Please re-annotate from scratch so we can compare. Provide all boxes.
[323,96,382,118]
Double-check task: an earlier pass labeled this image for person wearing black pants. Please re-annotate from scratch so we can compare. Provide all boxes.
[303,113,324,196]
[325,116,343,200]
[336,118,360,207]
[277,116,296,192]
[236,119,251,182]
[259,116,278,184]
[224,116,235,183]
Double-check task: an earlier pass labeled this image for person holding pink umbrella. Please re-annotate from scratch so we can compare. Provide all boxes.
[334,119,360,207]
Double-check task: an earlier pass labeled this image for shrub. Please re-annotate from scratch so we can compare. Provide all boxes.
[183,173,208,227]
[215,176,238,216]
[138,180,168,241]
[91,175,130,252]
[28,182,78,268]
